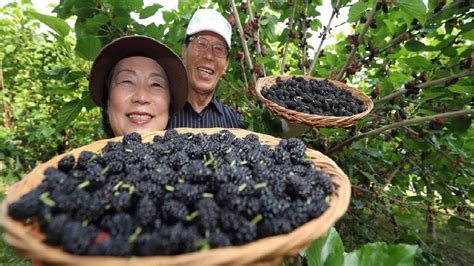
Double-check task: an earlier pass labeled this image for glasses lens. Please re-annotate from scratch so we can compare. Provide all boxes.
[192,36,228,58]
[194,37,209,51]
[213,44,227,58]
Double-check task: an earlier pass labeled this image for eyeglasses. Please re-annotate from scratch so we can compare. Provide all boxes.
[189,36,229,59]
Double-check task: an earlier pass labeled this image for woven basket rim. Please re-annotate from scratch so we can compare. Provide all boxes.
[0,128,351,266]
[255,75,374,128]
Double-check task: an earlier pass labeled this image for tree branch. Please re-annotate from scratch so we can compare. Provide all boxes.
[247,0,254,18]
[418,69,473,89]
[377,162,403,195]
[379,30,414,52]
[375,0,466,55]
[229,0,257,86]
[280,0,298,75]
[308,0,340,75]
[240,60,249,90]
[336,0,381,81]
[301,1,309,74]
[374,69,474,104]
[352,185,473,225]
[432,31,463,62]
[247,0,266,76]
[328,109,474,154]
[426,0,465,23]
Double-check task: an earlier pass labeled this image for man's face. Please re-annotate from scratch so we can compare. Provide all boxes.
[107,56,171,136]
[182,31,229,96]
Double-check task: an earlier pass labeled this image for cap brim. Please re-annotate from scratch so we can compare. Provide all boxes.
[187,28,231,48]
[89,35,188,114]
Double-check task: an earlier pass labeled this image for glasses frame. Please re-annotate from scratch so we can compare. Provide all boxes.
[189,35,229,59]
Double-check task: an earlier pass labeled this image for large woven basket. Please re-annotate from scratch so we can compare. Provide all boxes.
[256,75,374,128]
[0,128,351,266]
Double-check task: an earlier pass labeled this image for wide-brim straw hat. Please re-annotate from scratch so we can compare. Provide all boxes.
[88,35,188,114]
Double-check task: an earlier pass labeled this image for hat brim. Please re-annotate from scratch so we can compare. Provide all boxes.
[89,35,188,114]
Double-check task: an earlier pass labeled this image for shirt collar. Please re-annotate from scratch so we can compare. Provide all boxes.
[210,94,224,114]
[185,94,224,115]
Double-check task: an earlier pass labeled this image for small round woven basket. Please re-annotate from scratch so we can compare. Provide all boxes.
[256,75,374,128]
[0,128,351,266]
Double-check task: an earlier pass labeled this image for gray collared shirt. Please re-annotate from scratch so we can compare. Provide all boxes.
[167,96,243,128]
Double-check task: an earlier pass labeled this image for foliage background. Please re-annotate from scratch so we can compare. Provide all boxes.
[0,0,472,265]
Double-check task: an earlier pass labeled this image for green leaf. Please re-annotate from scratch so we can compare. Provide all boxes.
[65,71,85,83]
[139,4,162,19]
[442,47,457,57]
[145,24,164,40]
[447,116,472,133]
[403,56,432,69]
[110,0,143,11]
[447,216,472,229]
[82,94,97,111]
[326,53,338,68]
[263,27,277,42]
[398,0,427,23]
[420,90,447,101]
[461,21,474,32]
[162,11,175,22]
[347,2,368,23]
[359,170,376,182]
[383,19,397,35]
[56,98,84,132]
[435,36,456,50]
[405,40,431,51]
[129,0,144,11]
[448,85,473,94]
[306,228,344,266]
[406,196,424,202]
[28,11,71,37]
[42,67,70,80]
[48,84,77,95]
[344,242,418,266]
[112,17,130,28]
[84,13,110,29]
[460,21,474,39]
[75,35,102,60]
[461,29,474,40]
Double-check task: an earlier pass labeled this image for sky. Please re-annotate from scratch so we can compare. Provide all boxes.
[26,0,350,55]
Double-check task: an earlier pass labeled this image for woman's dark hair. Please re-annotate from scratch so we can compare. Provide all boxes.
[100,62,174,138]
[101,67,116,138]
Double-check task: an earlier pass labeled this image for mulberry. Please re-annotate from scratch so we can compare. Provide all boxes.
[8,129,334,257]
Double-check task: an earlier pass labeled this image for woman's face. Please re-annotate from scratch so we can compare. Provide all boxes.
[107,56,171,136]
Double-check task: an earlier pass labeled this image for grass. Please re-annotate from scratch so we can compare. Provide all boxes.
[0,174,31,266]
[424,224,474,265]
[394,206,474,266]
[0,231,30,266]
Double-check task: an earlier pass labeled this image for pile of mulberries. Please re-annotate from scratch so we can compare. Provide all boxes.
[8,130,333,257]
[261,76,366,116]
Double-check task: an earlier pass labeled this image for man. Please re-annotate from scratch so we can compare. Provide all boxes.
[167,9,243,128]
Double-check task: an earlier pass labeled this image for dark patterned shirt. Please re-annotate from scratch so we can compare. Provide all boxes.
[167,96,243,128]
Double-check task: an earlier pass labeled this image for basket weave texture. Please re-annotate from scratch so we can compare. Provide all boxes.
[256,75,374,128]
[0,128,351,266]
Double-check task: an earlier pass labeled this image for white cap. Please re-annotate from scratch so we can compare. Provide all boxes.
[186,9,232,48]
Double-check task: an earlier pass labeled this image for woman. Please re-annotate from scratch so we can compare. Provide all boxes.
[88,35,188,137]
